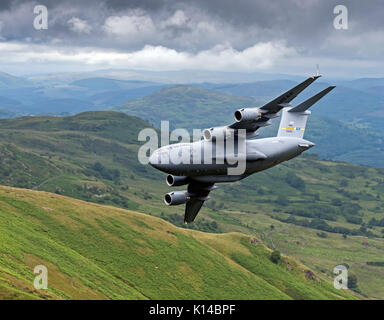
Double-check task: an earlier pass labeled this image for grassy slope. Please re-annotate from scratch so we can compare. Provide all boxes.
[0,186,353,300]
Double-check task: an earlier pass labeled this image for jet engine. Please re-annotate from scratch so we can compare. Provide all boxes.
[203,126,233,141]
[166,175,189,186]
[234,107,262,123]
[164,191,190,205]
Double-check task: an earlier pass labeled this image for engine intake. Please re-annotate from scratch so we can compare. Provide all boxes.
[234,108,262,122]
[166,175,189,187]
[164,191,190,206]
[203,126,233,142]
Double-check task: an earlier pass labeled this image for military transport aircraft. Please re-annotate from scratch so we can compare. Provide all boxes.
[149,75,335,223]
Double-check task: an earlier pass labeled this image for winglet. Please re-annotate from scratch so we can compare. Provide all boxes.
[288,86,335,113]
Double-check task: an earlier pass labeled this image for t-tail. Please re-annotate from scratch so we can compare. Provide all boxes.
[277,86,335,138]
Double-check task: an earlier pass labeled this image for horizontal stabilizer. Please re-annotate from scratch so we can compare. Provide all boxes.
[289,86,335,113]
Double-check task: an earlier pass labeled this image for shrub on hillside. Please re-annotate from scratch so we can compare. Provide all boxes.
[270,250,281,264]
[285,172,306,191]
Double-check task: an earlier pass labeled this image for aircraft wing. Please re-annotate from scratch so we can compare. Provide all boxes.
[260,75,321,113]
[228,75,321,133]
[184,182,215,224]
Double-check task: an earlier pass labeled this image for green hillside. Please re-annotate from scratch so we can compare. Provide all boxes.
[0,111,164,202]
[116,86,384,167]
[0,111,383,298]
[0,185,353,300]
[116,85,259,130]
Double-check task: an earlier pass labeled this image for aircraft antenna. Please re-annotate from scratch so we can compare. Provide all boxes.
[316,64,320,77]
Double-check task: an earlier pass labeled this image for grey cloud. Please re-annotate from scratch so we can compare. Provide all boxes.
[0,0,382,76]
[0,0,382,52]
[0,0,15,11]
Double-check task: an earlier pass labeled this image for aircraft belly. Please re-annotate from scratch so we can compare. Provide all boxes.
[167,163,228,177]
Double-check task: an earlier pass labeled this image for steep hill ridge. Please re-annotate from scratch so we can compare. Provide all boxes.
[0,185,353,300]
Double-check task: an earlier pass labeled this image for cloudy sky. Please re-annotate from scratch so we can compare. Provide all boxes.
[0,0,383,77]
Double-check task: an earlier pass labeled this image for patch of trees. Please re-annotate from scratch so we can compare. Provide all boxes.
[336,165,366,179]
[205,200,225,211]
[277,216,376,237]
[91,161,121,181]
[337,188,359,200]
[316,232,328,238]
[366,261,384,267]
[339,179,349,187]
[286,204,337,221]
[275,195,289,206]
[285,201,362,224]
[285,172,306,191]
[80,137,127,157]
[331,198,342,206]
[368,217,384,227]
[94,194,132,209]
[345,215,363,225]
[348,274,361,294]
[161,213,221,233]
[270,250,281,264]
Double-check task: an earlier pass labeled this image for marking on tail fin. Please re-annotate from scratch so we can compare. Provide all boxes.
[282,127,305,131]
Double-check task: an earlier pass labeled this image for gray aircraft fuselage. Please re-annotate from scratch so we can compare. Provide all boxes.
[149,136,314,183]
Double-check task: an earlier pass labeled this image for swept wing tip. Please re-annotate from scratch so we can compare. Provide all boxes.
[260,75,322,113]
[289,85,336,113]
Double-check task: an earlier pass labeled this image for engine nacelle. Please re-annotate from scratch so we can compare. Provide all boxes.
[164,191,190,206]
[234,107,262,122]
[166,175,189,187]
[203,126,233,142]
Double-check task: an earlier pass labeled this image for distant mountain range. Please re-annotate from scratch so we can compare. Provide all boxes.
[0,73,165,115]
[0,71,34,88]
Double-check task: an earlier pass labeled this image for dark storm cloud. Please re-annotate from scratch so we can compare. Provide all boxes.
[0,0,382,54]
[0,0,383,76]
[0,0,15,10]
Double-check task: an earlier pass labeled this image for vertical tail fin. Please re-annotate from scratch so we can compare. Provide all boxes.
[277,86,335,138]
